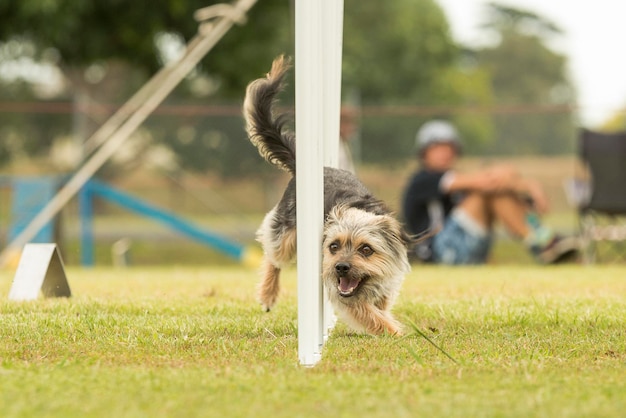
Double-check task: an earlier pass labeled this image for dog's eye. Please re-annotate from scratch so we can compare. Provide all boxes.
[329,242,339,254]
[359,245,374,257]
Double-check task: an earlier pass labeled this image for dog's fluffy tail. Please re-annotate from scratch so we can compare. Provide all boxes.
[243,55,295,175]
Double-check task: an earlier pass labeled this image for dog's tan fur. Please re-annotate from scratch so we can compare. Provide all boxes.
[320,206,408,334]
[244,56,411,335]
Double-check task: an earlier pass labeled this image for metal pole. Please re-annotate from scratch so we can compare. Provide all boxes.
[296,0,326,367]
[78,182,94,266]
[321,0,344,340]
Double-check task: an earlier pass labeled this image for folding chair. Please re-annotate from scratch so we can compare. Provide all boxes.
[577,129,626,263]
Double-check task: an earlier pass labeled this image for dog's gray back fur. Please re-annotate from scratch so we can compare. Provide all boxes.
[273,167,391,230]
[243,55,394,228]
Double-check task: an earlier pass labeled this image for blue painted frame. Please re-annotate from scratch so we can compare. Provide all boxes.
[79,180,244,266]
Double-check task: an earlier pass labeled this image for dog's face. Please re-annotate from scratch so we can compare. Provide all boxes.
[321,206,410,305]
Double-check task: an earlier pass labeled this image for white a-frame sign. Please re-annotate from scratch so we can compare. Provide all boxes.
[8,243,71,301]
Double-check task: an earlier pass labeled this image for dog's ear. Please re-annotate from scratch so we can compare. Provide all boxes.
[406,226,438,246]
[373,214,412,272]
[325,204,347,227]
[322,205,342,244]
[375,214,409,249]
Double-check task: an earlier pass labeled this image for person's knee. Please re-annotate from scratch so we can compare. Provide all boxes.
[459,192,490,217]
[489,164,519,178]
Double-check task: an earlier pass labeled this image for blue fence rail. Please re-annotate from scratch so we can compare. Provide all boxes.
[5,176,60,244]
[79,180,245,266]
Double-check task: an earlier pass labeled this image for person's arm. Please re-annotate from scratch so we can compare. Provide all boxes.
[444,165,549,213]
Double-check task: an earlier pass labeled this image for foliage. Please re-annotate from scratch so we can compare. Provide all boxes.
[0,0,291,174]
[474,3,576,155]
[144,108,271,177]
[0,78,72,167]
[1,266,626,417]
[600,109,626,132]
[0,0,579,175]
[343,0,456,105]
[0,0,291,97]
[481,2,564,37]
[344,0,497,163]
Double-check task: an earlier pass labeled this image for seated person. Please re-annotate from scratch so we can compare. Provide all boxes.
[402,119,579,265]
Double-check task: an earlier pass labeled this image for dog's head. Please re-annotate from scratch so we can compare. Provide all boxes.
[321,205,410,303]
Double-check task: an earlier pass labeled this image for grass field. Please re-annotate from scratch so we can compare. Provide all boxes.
[1,265,625,417]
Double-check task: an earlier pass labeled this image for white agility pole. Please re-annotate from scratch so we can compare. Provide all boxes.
[295,0,344,366]
[0,0,257,268]
[321,0,345,339]
[295,0,324,366]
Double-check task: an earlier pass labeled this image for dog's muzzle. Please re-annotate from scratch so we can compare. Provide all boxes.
[335,262,360,297]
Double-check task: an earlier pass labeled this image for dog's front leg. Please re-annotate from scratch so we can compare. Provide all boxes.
[351,303,403,336]
[258,259,281,312]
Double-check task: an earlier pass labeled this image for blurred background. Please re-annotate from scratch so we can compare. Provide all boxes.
[1,0,624,266]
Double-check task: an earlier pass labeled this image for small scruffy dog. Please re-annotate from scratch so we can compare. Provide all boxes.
[243,56,411,335]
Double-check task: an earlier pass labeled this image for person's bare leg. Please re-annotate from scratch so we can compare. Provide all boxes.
[457,191,576,263]
[487,193,530,239]
[457,192,491,228]
[488,192,578,263]
[458,192,530,239]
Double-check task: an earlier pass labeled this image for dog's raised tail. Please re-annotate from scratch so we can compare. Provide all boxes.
[243,55,295,175]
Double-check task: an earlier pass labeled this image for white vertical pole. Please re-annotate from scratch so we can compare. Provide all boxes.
[295,0,325,366]
[295,0,344,365]
[322,0,344,338]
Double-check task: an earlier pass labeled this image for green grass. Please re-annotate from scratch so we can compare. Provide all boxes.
[1,265,626,417]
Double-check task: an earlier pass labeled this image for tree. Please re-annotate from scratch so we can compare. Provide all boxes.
[0,0,499,171]
[0,0,291,173]
[481,2,563,38]
[600,109,626,132]
[0,0,290,98]
[341,0,494,163]
[475,2,576,155]
[343,0,456,105]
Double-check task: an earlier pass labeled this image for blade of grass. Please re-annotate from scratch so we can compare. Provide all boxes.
[402,319,459,364]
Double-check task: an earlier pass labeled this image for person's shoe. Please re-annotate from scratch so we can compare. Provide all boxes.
[531,235,580,264]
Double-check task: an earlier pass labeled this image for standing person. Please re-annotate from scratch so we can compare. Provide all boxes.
[402,119,579,265]
[338,107,357,174]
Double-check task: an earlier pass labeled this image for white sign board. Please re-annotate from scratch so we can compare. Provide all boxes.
[8,243,71,301]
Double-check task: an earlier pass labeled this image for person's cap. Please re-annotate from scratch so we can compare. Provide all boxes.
[415,119,462,155]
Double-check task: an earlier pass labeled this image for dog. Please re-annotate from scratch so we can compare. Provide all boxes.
[243,56,411,335]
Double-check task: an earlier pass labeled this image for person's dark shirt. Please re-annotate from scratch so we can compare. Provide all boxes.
[402,168,456,235]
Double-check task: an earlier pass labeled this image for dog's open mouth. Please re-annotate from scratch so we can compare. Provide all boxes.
[337,276,361,297]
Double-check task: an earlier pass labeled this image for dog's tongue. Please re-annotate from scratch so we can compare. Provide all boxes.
[338,277,360,293]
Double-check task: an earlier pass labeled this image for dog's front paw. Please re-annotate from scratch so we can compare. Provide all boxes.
[258,285,278,312]
[369,318,403,336]
[387,324,404,336]
[260,299,274,313]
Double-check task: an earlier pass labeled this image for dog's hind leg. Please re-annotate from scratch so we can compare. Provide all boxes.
[257,225,297,312]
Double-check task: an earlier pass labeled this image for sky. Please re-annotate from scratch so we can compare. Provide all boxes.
[438,0,626,127]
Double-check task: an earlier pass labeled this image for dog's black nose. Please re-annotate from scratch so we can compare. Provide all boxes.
[335,262,351,275]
